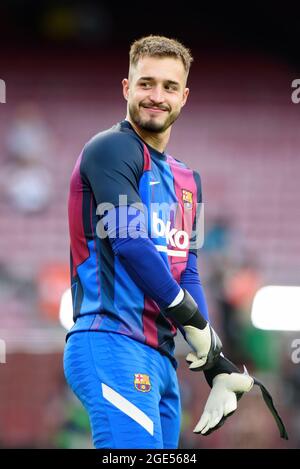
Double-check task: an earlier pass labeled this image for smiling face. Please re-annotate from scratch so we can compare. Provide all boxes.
[122,56,189,134]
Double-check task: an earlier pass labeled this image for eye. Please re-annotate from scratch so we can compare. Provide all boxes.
[140,82,151,89]
[165,84,178,92]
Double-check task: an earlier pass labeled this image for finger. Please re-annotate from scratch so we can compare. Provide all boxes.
[200,417,213,435]
[186,352,198,364]
[189,357,207,370]
[199,409,216,434]
[209,408,223,430]
[193,411,210,433]
[201,405,224,434]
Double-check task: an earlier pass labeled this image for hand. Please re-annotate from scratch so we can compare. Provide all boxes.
[165,289,222,371]
[194,372,254,435]
[190,353,289,440]
[184,323,222,371]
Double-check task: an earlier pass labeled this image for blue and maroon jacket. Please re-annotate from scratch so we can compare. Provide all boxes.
[67,120,202,365]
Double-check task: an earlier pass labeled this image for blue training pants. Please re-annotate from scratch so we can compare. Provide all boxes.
[63,331,181,449]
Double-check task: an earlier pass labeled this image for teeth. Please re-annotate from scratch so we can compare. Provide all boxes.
[144,106,165,111]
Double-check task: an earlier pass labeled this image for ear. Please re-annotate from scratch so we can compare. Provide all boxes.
[181,87,190,108]
[122,78,129,101]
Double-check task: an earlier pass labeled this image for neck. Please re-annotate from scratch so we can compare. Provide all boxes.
[126,116,171,153]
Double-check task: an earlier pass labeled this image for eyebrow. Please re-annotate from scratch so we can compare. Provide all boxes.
[138,76,180,86]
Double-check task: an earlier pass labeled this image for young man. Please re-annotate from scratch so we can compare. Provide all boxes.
[64,35,287,449]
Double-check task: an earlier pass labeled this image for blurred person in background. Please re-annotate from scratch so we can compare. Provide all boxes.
[1,102,52,213]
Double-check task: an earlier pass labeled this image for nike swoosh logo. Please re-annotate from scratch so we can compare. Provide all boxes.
[149,181,160,186]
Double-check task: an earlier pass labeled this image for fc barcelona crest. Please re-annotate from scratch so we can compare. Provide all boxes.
[182,189,193,209]
[134,374,151,393]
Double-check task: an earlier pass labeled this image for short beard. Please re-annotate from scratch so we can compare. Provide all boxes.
[128,103,180,134]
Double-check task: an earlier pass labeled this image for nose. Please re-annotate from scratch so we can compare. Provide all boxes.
[149,85,164,104]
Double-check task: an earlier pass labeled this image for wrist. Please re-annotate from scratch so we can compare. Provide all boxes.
[212,372,254,393]
[166,289,207,329]
[168,288,184,308]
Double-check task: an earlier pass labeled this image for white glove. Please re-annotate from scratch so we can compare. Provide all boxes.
[194,372,254,435]
[184,323,222,371]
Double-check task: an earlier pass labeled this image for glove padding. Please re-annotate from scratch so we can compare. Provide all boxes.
[194,371,253,435]
[184,323,222,371]
[165,289,222,371]
[187,354,289,439]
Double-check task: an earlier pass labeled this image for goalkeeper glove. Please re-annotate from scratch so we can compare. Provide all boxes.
[194,370,253,435]
[187,353,289,439]
[165,289,222,371]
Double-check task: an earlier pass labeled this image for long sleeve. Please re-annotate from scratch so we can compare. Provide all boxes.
[105,207,181,308]
[180,252,210,322]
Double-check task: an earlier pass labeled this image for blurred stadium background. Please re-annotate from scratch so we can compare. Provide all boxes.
[0,1,300,449]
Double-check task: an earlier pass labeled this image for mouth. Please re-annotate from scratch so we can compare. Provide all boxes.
[141,105,168,114]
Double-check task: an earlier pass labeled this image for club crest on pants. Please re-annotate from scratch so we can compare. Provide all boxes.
[134,373,151,392]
